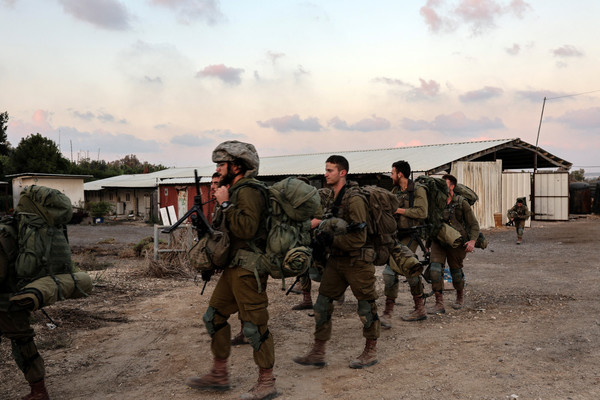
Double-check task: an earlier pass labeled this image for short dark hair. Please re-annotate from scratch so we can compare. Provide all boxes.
[442,174,457,186]
[212,172,220,179]
[392,160,410,179]
[326,155,349,173]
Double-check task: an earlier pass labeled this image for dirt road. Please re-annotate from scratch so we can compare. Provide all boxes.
[2,218,600,399]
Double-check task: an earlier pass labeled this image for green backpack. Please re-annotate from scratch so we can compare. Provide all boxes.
[15,185,74,289]
[342,185,400,266]
[231,177,320,291]
[454,183,479,206]
[0,216,18,286]
[414,175,450,241]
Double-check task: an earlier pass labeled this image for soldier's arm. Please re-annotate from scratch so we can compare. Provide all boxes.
[332,195,367,251]
[402,185,428,220]
[463,200,480,241]
[225,186,264,240]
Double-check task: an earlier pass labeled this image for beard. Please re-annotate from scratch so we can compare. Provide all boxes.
[220,167,237,186]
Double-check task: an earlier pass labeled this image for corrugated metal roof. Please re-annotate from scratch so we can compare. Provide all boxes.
[84,138,570,190]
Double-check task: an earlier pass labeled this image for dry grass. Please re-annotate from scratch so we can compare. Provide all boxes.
[144,229,196,279]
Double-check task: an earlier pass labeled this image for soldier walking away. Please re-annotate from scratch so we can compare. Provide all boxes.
[428,174,480,313]
[293,155,380,369]
[381,160,428,328]
[507,197,531,244]
[185,141,277,400]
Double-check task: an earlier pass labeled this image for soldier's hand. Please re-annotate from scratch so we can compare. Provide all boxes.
[464,239,475,253]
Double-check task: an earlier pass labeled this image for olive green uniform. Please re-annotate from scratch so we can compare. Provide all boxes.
[0,286,45,385]
[430,194,480,292]
[313,183,380,342]
[507,200,531,241]
[203,177,274,369]
[384,182,427,298]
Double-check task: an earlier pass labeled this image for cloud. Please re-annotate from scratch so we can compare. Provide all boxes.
[2,0,17,8]
[170,129,246,147]
[118,40,192,83]
[58,126,160,154]
[328,115,391,132]
[401,111,505,133]
[551,107,600,130]
[257,114,322,133]
[266,51,285,65]
[408,78,441,100]
[149,0,225,25]
[421,0,532,35]
[552,45,584,58]
[144,76,163,84]
[505,43,520,55]
[459,86,504,102]
[196,64,245,85]
[8,110,54,141]
[58,0,132,31]
[70,109,127,124]
[395,139,424,148]
[375,76,440,100]
[372,77,410,87]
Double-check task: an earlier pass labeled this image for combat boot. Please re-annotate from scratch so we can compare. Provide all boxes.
[516,237,522,245]
[240,367,277,400]
[185,357,230,391]
[231,326,249,346]
[291,291,313,310]
[22,379,50,400]
[292,339,327,367]
[452,289,464,310]
[401,295,427,321]
[428,291,445,314]
[349,339,378,369]
[379,297,395,329]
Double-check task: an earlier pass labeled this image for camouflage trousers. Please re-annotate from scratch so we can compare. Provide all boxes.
[0,309,45,384]
[514,219,526,239]
[430,241,467,292]
[206,265,274,369]
[315,255,380,341]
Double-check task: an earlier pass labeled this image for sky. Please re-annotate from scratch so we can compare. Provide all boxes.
[1,0,599,173]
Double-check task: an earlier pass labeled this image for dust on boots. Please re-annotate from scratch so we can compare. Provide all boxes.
[349,339,378,369]
[186,357,230,391]
[293,339,327,367]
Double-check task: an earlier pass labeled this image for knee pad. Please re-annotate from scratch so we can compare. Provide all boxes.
[357,300,377,329]
[313,295,333,328]
[406,276,421,288]
[450,268,464,284]
[202,306,227,337]
[242,321,269,352]
[517,227,524,236]
[429,262,443,283]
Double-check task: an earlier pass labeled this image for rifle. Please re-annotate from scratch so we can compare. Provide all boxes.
[161,170,215,294]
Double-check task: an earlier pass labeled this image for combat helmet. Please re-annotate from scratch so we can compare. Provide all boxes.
[212,140,260,178]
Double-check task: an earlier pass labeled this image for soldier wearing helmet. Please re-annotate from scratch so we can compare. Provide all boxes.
[186,141,276,400]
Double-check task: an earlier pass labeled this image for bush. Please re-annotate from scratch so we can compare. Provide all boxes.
[87,201,114,218]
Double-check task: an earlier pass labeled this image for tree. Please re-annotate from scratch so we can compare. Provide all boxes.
[570,168,585,182]
[8,133,70,174]
[0,111,11,156]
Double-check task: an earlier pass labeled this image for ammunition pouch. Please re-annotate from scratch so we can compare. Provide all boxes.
[188,230,230,271]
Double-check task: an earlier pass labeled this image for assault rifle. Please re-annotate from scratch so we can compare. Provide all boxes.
[396,225,431,267]
[285,221,367,296]
[162,170,215,294]
[506,212,553,226]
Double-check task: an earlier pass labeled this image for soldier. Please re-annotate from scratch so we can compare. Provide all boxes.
[507,197,531,244]
[185,141,276,400]
[293,155,380,369]
[428,174,480,313]
[381,160,428,328]
[0,300,50,399]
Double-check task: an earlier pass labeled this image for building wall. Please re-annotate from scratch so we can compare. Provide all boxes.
[12,176,85,208]
[158,184,212,225]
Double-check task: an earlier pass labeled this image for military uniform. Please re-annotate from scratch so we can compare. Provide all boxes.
[294,181,380,369]
[187,140,276,400]
[507,197,531,244]
[384,182,427,297]
[429,193,480,312]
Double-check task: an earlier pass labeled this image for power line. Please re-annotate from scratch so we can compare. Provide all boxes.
[547,89,600,100]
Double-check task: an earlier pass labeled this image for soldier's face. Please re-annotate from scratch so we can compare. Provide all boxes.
[210,177,220,196]
[325,162,344,186]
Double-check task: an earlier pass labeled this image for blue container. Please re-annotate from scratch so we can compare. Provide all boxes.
[94,217,104,224]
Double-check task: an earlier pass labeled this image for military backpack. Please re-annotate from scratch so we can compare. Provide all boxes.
[414,175,450,240]
[342,185,400,265]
